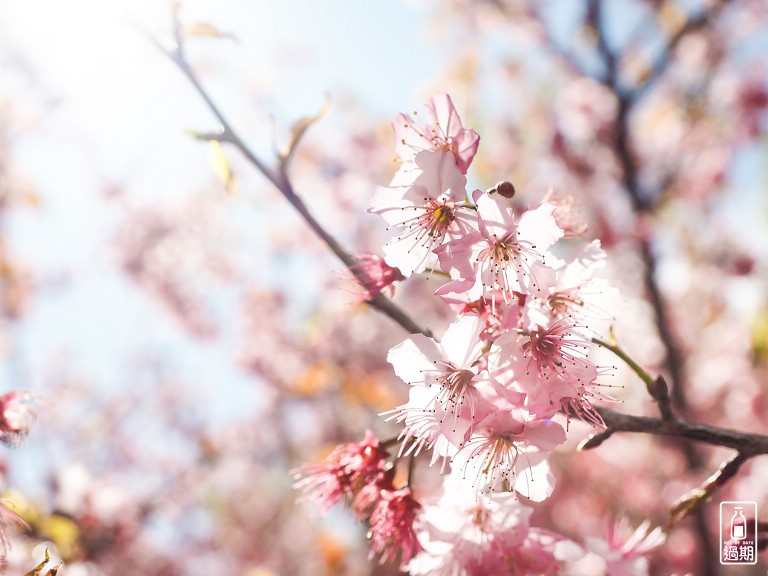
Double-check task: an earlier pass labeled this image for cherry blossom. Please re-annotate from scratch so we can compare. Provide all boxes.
[348,252,405,300]
[450,409,565,499]
[524,240,617,333]
[406,478,574,575]
[0,391,35,446]
[393,93,480,174]
[367,486,422,567]
[384,314,504,460]
[584,517,666,576]
[370,150,476,276]
[291,430,388,512]
[489,328,609,425]
[436,193,563,302]
[290,89,708,573]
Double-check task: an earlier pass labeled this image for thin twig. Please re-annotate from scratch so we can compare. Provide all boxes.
[592,336,653,387]
[151,34,432,338]
[630,2,731,103]
[668,452,747,527]
[592,335,675,420]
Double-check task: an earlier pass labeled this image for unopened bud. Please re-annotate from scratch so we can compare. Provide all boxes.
[488,181,516,198]
[650,375,670,401]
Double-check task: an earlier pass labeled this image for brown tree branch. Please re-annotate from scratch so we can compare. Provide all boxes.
[150,33,432,340]
[631,1,731,102]
[668,452,747,527]
[580,410,768,456]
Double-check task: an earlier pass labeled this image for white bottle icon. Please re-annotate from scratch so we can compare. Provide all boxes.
[731,507,747,540]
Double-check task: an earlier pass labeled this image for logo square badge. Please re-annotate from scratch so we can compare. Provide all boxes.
[720,501,758,565]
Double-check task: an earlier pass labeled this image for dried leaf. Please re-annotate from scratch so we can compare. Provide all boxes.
[278,96,332,170]
[181,23,238,43]
[669,488,707,526]
[24,547,60,576]
[208,141,240,196]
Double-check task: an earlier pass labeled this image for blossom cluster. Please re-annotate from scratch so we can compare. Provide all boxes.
[292,430,421,566]
[294,95,663,574]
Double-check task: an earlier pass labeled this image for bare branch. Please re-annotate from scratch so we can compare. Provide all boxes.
[631,2,731,102]
[582,409,768,456]
[669,452,747,527]
[589,0,620,91]
[150,32,432,339]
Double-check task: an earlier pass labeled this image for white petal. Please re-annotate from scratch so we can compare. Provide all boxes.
[425,93,462,137]
[517,202,564,252]
[383,238,434,277]
[387,336,444,385]
[522,420,567,451]
[476,191,516,238]
[440,314,486,368]
[513,451,557,502]
[410,150,467,202]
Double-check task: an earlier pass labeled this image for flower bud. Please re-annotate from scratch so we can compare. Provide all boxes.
[488,180,516,198]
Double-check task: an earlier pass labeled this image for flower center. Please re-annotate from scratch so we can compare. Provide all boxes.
[441,368,475,403]
[548,290,584,316]
[429,203,455,235]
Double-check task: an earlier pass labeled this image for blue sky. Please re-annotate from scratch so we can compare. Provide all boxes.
[0,0,451,495]
[0,0,440,371]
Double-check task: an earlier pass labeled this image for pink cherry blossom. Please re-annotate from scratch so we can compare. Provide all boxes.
[544,191,589,237]
[524,240,617,333]
[291,430,388,512]
[441,288,524,341]
[370,150,475,276]
[384,315,503,459]
[394,93,480,174]
[497,529,569,576]
[348,252,405,300]
[521,319,593,379]
[0,391,35,446]
[489,329,610,425]
[409,487,531,575]
[407,478,573,575]
[450,410,565,499]
[585,517,666,576]
[367,486,422,567]
[436,194,563,302]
